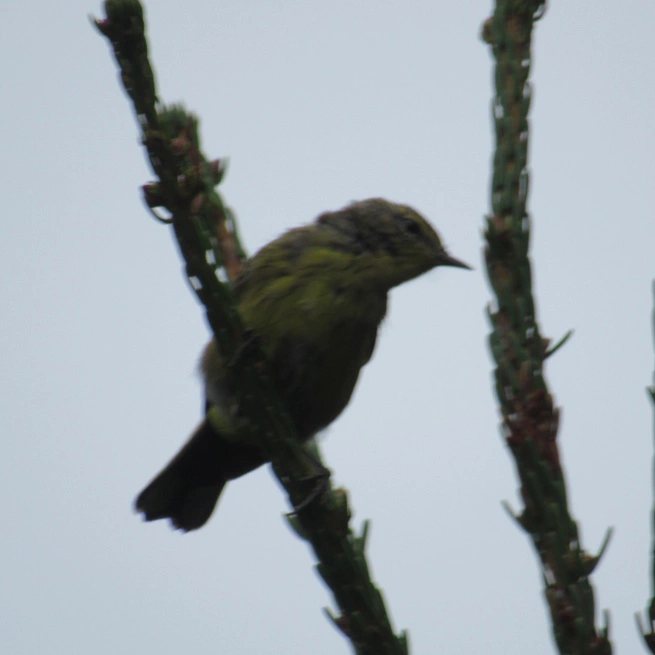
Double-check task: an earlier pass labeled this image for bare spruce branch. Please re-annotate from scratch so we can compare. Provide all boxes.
[94,2,408,653]
[636,281,655,654]
[482,1,612,653]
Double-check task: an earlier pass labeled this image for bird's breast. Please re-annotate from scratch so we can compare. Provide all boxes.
[249,281,388,439]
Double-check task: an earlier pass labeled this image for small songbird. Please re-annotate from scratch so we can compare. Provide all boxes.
[135,198,470,531]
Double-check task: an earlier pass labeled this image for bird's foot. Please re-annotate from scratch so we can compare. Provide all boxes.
[288,463,332,514]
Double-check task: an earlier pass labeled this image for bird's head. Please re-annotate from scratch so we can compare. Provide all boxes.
[318,198,471,290]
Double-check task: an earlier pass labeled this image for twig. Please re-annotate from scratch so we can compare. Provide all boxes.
[482,1,612,652]
[94,2,408,653]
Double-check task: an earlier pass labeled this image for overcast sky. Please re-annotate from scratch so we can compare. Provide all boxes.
[3,1,655,653]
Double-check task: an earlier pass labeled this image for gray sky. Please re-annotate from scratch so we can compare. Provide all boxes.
[3,1,655,653]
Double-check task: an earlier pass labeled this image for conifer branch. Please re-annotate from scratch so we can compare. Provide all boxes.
[636,281,655,653]
[482,1,612,652]
[94,2,407,653]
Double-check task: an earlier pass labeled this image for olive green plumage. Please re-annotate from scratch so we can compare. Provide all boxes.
[135,198,470,531]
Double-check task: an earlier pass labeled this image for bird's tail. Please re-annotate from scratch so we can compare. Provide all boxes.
[135,418,265,532]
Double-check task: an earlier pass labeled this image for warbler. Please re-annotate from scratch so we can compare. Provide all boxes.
[135,198,470,531]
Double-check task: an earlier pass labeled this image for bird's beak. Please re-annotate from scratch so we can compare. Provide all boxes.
[438,250,473,270]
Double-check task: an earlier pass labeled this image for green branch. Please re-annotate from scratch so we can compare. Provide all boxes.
[482,1,612,653]
[636,281,655,653]
[94,1,407,653]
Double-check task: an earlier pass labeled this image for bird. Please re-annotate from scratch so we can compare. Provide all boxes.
[135,198,471,531]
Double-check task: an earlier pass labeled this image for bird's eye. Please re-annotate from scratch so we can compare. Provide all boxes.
[401,217,421,235]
